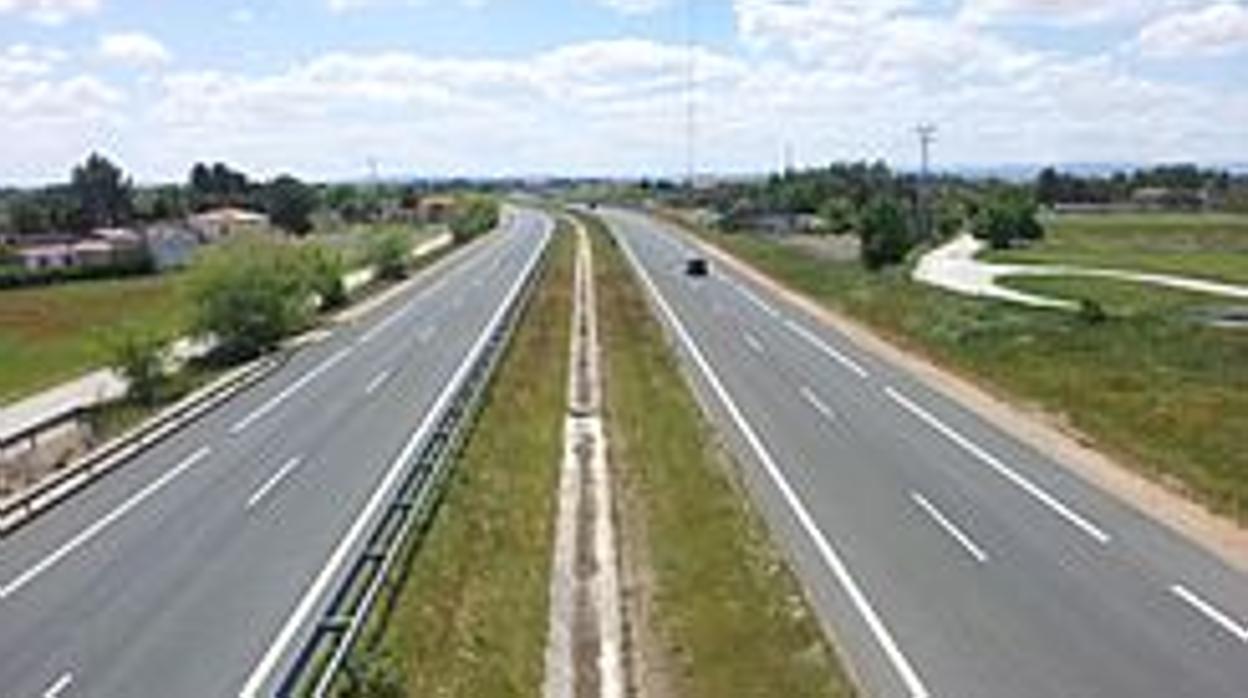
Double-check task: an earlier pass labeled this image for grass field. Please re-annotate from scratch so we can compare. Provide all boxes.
[0,275,189,405]
[357,226,572,696]
[585,212,855,698]
[671,218,1248,523]
[985,213,1248,285]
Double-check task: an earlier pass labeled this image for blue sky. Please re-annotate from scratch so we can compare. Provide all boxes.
[0,0,1245,184]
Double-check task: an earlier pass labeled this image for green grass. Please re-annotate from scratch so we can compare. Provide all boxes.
[585,212,855,698]
[1001,274,1230,316]
[358,226,572,696]
[674,220,1248,522]
[984,212,1248,285]
[0,275,189,404]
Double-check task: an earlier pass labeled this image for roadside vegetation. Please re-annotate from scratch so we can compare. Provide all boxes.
[985,213,1248,285]
[345,226,572,697]
[0,274,187,402]
[582,211,855,698]
[670,220,1248,522]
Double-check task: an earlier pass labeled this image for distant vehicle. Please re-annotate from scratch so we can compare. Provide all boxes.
[685,257,709,277]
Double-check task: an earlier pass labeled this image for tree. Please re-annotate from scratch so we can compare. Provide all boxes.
[189,162,253,211]
[1036,167,1060,207]
[9,193,49,234]
[818,197,857,235]
[859,197,914,270]
[449,196,500,243]
[366,227,413,281]
[70,153,134,231]
[187,235,316,361]
[264,175,317,236]
[971,191,1044,250]
[105,326,169,406]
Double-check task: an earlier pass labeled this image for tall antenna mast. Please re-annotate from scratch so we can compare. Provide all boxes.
[684,0,696,188]
[916,123,937,239]
[367,157,380,188]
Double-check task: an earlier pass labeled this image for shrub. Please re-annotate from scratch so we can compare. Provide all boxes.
[1078,298,1108,324]
[972,191,1044,250]
[187,235,315,361]
[449,195,500,243]
[859,196,914,270]
[104,325,169,406]
[343,650,404,698]
[302,243,348,309]
[366,227,414,281]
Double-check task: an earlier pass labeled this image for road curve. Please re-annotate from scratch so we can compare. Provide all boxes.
[602,208,1248,698]
[0,208,553,698]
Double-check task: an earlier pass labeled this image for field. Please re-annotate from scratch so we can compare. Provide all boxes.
[984,213,1248,285]
[0,275,189,404]
[357,226,572,696]
[586,212,854,698]
[675,221,1248,523]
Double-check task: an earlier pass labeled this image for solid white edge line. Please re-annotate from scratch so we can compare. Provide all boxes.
[229,347,353,435]
[364,369,392,396]
[237,219,551,698]
[615,221,931,698]
[1170,584,1248,643]
[43,672,73,698]
[911,492,989,564]
[783,318,870,379]
[800,386,835,421]
[246,457,305,511]
[885,386,1111,545]
[0,446,212,600]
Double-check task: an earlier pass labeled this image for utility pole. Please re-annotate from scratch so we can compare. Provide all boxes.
[916,123,937,240]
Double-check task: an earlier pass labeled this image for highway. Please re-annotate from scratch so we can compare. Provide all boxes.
[601,208,1248,698]
[0,208,552,698]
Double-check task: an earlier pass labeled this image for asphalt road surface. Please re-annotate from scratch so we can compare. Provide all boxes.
[0,208,552,698]
[601,207,1248,698]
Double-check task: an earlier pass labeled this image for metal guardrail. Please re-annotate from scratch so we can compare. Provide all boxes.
[277,233,552,697]
[0,356,282,534]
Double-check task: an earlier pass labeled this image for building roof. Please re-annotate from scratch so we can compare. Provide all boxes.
[92,227,141,243]
[191,207,270,225]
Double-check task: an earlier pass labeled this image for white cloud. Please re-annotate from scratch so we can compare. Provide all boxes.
[2,1,1246,183]
[957,0,1193,25]
[0,44,68,83]
[597,0,671,15]
[0,0,100,25]
[99,32,172,68]
[1137,2,1248,57]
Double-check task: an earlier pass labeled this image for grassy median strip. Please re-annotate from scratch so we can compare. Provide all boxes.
[355,225,573,696]
[672,220,1248,522]
[583,212,855,698]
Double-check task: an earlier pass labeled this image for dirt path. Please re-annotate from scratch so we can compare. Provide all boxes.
[914,233,1248,308]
